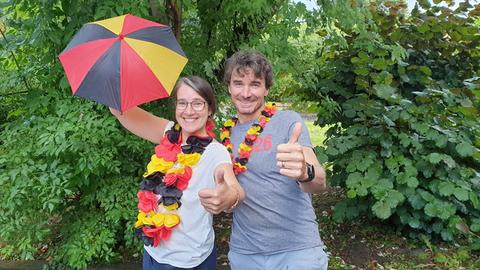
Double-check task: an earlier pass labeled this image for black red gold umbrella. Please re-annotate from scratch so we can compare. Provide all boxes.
[59,14,187,111]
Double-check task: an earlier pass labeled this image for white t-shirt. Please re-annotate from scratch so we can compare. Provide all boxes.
[145,122,231,267]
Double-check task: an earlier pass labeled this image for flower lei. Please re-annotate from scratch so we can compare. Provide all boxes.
[134,123,213,247]
[220,102,276,175]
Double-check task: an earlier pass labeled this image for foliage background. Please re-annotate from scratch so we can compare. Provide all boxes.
[0,0,479,268]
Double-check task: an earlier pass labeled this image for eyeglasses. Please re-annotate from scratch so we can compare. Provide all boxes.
[176,100,206,112]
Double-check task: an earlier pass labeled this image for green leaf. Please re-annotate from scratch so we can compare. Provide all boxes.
[409,193,426,210]
[374,84,396,99]
[471,219,480,232]
[351,57,360,64]
[418,24,430,34]
[354,67,369,76]
[357,186,368,197]
[398,133,411,147]
[471,223,480,233]
[358,51,369,60]
[383,115,395,126]
[438,182,455,196]
[428,153,443,164]
[460,98,473,107]
[409,217,421,228]
[424,202,439,218]
[407,177,419,188]
[424,201,456,220]
[456,142,475,157]
[346,172,363,187]
[453,187,469,201]
[371,178,393,200]
[347,189,357,198]
[419,189,435,202]
[470,192,480,209]
[419,66,432,76]
[442,155,456,168]
[364,166,380,187]
[386,190,405,208]
[372,58,387,70]
[372,200,392,219]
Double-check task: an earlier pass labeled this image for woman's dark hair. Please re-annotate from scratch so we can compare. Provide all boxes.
[171,76,217,117]
[223,50,273,90]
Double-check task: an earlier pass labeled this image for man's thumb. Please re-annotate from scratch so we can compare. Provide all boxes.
[215,169,226,185]
[288,122,302,144]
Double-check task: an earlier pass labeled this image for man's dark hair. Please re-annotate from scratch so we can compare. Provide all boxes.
[223,50,273,90]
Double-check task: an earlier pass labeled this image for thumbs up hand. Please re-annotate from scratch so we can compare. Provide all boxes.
[198,168,237,214]
[276,122,307,181]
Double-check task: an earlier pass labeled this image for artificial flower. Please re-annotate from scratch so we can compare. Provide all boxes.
[164,213,180,228]
[238,150,251,159]
[223,119,236,128]
[155,184,183,206]
[137,191,158,213]
[245,134,257,142]
[151,213,165,227]
[144,155,174,176]
[177,153,201,166]
[247,125,261,135]
[239,143,252,152]
[162,202,179,211]
[155,136,181,162]
[220,130,230,141]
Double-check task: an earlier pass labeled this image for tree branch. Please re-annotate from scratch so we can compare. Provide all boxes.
[165,0,182,40]
[0,90,29,97]
[0,24,32,92]
[149,0,159,17]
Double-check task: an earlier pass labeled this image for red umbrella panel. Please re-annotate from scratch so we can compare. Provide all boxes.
[59,14,188,112]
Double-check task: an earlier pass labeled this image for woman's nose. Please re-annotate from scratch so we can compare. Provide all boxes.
[184,103,195,114]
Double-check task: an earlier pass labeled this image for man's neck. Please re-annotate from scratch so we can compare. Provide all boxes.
[237,104,265,124]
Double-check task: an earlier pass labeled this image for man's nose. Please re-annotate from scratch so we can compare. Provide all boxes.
[241,87,251,98]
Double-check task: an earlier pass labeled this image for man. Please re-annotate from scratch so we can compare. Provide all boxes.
[199,50,328,270]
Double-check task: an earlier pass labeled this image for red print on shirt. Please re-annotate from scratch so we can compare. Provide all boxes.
[251,135,272,152]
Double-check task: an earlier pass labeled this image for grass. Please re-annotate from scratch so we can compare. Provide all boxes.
[305,120,329,147]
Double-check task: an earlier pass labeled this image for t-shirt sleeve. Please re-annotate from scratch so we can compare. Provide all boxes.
[163,121,175,136]
[286,111,313,148]
[207,143,233,170]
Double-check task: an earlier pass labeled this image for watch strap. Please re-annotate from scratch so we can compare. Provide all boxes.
[297,162,315,183]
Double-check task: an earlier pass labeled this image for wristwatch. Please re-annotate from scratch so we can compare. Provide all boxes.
[297,162,315,183]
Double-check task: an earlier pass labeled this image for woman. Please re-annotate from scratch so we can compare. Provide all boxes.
[110,76,244,270]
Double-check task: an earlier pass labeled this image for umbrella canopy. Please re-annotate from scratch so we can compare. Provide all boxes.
[59,14,187,112]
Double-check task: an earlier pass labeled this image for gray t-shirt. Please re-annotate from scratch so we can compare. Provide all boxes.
[229,110,323,255]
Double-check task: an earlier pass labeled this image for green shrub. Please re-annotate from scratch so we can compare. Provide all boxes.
[0,98,148,264]
[302,1,480,242]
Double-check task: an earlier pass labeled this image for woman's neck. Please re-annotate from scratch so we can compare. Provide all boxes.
[181,129,208,144]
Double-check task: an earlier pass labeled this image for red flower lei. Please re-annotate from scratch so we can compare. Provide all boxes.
[220,102,277,175]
